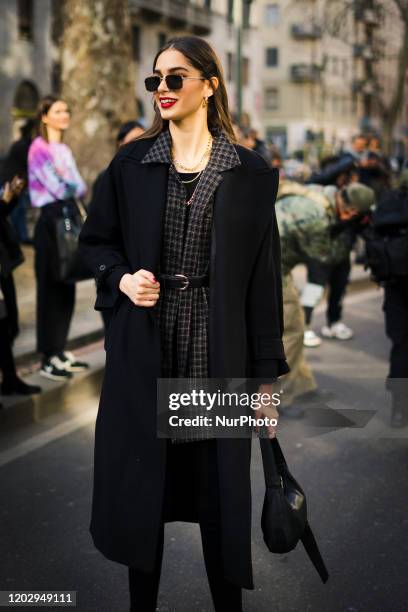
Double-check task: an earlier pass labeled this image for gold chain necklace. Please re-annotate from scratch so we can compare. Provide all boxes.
[172,134,213,172]
[179,170,203,184]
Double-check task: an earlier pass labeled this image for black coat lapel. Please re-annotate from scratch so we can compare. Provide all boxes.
[119,159,168,274]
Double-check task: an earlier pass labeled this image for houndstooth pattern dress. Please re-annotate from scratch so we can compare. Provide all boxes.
[141,128,241,442]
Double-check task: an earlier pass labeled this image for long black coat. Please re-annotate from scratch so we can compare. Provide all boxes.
[79,132,289,589]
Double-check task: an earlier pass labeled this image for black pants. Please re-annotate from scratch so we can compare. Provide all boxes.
[0,274,19,342]
[128,440,243,612]
[34,201,76,357]
[305,257,350,325]
[326,257,351,325]
[384,277,408,380]
[0,318,17,386]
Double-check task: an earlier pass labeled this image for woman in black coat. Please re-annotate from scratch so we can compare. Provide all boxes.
[79,36,288,611]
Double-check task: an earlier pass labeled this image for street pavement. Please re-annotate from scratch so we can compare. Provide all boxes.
[0,286,407,612]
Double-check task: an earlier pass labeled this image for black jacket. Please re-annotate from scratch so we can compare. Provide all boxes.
[79,132,288,588]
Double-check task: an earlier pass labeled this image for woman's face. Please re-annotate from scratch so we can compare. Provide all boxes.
[42,100,71,133]
[152,49,214,122]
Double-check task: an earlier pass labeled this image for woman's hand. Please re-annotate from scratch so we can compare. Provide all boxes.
[2,176,25,204]
[254,383,279,438]
[119,269,160,307]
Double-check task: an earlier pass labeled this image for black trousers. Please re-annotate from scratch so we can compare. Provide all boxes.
[34,202,76,357]
[305,257,350,325]
[0,274,19,342]
[383,276,408,380]
[128,439,243,612]
[326,257,351,325]
[0,318,17,385]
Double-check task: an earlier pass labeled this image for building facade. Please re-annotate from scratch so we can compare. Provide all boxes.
[0,0,406,160]
[0,0,260,159]
[0,0,54,157]
[257,0,360,155]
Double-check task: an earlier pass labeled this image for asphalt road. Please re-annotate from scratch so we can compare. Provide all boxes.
[1,286,407,612]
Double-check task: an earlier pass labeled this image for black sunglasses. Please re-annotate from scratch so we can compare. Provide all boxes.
[144,74,207,92]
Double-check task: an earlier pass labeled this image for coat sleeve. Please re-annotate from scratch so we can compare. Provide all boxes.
[246,193,290,381]
[79,161,132,311]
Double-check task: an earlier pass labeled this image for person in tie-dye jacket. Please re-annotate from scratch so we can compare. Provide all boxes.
[28,95,89,381]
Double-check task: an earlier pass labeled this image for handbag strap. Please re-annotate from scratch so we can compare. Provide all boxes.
[300,521,329,583]
[260,438,330,584]
[259,437,283,489]
[75,198,88,222]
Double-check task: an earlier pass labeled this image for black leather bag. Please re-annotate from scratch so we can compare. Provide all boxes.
[260,437,329,583]
[55,200,93,284]
[364,227,408,282]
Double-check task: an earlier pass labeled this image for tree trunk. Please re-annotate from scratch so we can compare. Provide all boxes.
[60,0,136,189]
[379,15,408,155]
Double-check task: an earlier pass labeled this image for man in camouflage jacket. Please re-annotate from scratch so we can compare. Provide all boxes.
[275,180,375,413]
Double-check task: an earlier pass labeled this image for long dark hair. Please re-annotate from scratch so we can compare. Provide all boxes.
[35,94,66,142]
[139,36,236,143]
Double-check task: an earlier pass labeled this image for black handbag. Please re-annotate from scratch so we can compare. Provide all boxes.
[259,436,329,583]
[55,199,93,284]
[364,227,408,282]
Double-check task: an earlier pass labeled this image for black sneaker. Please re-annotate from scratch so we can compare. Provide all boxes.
[56,351,90,373]
[40,356,73,381]
[1,377,42,396]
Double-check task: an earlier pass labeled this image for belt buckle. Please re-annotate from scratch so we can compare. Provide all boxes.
[174,273,189,290]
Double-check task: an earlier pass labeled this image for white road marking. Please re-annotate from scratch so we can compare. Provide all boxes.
[0,404,97,468]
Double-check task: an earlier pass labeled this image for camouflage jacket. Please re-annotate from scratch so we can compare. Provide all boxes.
[275,181,352,275]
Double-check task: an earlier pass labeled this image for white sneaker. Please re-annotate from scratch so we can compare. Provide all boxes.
[321,321,354,340]
[40,356,73,381]
[303,329,322,348]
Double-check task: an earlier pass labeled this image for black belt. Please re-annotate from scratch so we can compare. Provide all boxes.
[158,273,209,290]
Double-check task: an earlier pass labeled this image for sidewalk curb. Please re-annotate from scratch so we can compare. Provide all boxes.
[0,348,105,439]
[15,329,104,370]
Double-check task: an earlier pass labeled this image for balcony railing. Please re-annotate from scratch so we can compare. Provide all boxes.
[290,63,322,83]
[352,79,375,95]
[189,4,212,36]
[353,44,377,61]
[130,0,164,20]
[354,4,381,27]
[130,0,212,33]
[291,23,322,40]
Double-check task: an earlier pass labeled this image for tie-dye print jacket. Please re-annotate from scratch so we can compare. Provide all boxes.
[28,136,86,207]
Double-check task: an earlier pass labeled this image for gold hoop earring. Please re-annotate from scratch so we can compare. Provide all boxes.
[202,96,209,108]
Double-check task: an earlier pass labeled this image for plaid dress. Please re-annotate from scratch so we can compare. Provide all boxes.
[141,128,241,442]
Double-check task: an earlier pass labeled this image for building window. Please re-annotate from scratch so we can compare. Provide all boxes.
[17,0,34,41]
[265,4,280,25]
[266,48,279,67]
[13,80,39,115]
[342,58,348,78]
[158,32,167,51]
[266,126,287,156]
[264,87,279,110]
[227,0,234,24]
[242,0,251,29]
[242,57,249,86]
[131,26,141,62]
